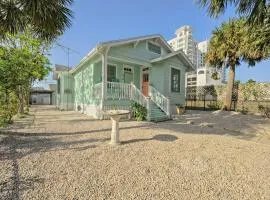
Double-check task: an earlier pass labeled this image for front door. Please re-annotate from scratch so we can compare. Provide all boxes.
[142,68,149,96]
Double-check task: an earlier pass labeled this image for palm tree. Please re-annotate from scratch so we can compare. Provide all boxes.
[206,19,267,110]
[0,0,73,40]
[197,0,269,25]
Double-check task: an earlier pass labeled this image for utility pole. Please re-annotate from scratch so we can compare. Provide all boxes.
[55,43,80,110]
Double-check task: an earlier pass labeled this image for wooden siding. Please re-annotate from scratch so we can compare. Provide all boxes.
[108,40,169,62]
[150,56,187,107]
[107,59,141,89]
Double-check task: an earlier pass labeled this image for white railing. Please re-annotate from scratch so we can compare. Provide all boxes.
[93,82,102,99]
[150,85,170,116]
[93,82,148,110]
[107,82,132,99]
[130,83,148,107]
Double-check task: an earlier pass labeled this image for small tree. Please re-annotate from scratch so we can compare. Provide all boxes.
[0,32,50,115]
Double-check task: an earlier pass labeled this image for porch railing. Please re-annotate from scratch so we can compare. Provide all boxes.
[93,82,148,105]
[107,82,132,99]
[149,85,170,116]
[130,83,148,107]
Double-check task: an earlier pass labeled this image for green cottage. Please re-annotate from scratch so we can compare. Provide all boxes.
[55,34,194,121]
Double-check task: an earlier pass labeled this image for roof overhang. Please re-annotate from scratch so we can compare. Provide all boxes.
[70,34,175,74]
[53,64,70,80]
[150,50,195,72]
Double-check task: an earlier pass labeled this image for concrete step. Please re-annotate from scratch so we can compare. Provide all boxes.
[149,101,169,122]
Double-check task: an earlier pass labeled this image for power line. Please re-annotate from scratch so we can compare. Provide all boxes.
[54,43,80,110]
[54,42,80,68]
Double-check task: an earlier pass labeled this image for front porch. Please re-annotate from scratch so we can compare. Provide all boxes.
[93,81,171,121]
[90,49,172,121]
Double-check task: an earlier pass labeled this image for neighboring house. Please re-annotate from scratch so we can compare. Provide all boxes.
[55,34,194,121]
[30,88,55,105]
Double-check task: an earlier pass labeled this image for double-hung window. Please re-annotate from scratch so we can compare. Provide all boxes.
[171,68,181,92]
[107,64,116,82]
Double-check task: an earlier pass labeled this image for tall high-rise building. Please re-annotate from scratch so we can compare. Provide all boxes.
[197,40,209,69]
[168,26,226,87]
[168,26,198,67]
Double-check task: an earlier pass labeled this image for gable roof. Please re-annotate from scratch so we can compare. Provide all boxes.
[71,34,194,73]
[97,34,173,52]
[150,50,195,71]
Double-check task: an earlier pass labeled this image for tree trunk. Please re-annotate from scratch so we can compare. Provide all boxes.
[17,86,24,115]
[223,64,235,110]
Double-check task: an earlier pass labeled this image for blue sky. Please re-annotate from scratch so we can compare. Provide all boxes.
[47,0,269,85]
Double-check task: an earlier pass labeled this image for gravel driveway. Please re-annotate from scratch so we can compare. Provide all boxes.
[0,105,270,200]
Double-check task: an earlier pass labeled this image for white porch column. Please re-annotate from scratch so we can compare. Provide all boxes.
[100,48,109,118]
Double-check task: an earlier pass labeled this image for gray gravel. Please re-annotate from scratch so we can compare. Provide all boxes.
[0,106,270,200]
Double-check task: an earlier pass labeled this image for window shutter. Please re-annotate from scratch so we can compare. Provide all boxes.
[171,68,181,92]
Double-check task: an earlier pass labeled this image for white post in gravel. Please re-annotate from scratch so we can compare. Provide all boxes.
[103,110,130,145]
[110,115,121,145]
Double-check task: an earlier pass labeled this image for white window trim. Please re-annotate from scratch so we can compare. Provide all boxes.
[169,66,182,93]
[122,65,135,84]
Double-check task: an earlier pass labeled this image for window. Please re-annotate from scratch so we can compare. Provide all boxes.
[198,70,204,75]
[171,68,180,92]
[148,42,161,54]
[107,64,116,82]
[124,67,133,73]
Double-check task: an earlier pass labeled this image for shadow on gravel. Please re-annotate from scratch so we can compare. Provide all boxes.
[0,135,105,162]
[122,134,178,145]
[0,135,45,200]
[0,134,105,198]
[0,124,150,137]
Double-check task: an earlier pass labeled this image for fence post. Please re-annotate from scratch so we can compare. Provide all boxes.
[204,94,206,110]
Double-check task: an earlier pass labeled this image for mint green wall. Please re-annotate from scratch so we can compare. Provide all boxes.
[73,56,100,107]
[149,63,165,93]
[150,56,187,106]
[58,72,74,110]
[93,61,102,84]
[108,40,170,62]
[104,100,131,106]
[107,59,141,89]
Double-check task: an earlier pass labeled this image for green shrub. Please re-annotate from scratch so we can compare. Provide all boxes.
[0,117,9,127]
[258,105,270,118]
[131,101,147,121]
[0,91,18,126]
[207,101,222,110]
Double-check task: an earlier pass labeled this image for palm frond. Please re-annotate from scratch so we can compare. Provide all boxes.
[0,0,73,40]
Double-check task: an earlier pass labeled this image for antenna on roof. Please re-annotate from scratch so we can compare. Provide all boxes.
[54,42,80,68]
